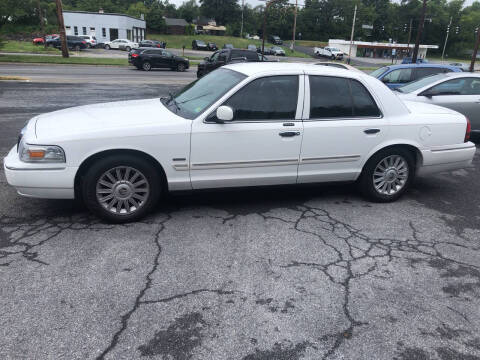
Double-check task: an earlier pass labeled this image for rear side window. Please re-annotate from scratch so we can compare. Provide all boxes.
[414,67,446,80]
[309,76,381,118]
[224,75,299,121]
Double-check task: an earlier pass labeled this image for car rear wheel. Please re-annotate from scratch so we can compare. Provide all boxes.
[177,63,186,72]
[105,44,110,50]
[126,46,131,52]
[82,155,161,223]
[359,147,415,202]
[142,61,152,71]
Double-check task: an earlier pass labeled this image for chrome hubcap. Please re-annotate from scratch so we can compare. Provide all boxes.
[96,166,149,215]
[373,155,409,196]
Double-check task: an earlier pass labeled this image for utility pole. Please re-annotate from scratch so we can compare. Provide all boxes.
[240,0,244,38]
[441,17,452,63]
[291,0,298,51]
[470,26,480,72]
[407,18,413,55]
[36,0,46,48]
[412,0,427,64]
[347,4,357,64]
[55,0,69,58]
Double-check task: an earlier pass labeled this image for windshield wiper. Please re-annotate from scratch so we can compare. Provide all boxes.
[178,92,213,104]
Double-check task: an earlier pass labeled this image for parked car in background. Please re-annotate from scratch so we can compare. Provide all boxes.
[246,34,260,40]
[207,42,218,51]
[314,46,344,60]
[402,57,428,64]
[104,39,138,51]
[370,64,462,89]
[258,54,279,62]
[4,63,475,222]
[79,35,97,48]
[450,62,469,71]
[268,35,283,45]
[316,62,363,73]
[192,40,208,50]
[395,72,480,136]
[51,36,87,51]
[197,49,259,78]
[139,40,166,49]
[129,48,189,71]
[223,44,234,49]
[33,34,59,45]
[267,46,286,56]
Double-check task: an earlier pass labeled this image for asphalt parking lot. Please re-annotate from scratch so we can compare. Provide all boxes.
[1,66,480,360]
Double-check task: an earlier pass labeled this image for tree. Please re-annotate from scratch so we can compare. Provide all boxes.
[178,0,199,22]
[199,0,240,25]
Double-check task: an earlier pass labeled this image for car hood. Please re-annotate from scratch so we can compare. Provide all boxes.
[34,98,188,141]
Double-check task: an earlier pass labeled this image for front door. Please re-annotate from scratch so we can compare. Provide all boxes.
[190,75,304,189]
[422,77,480,130]
[298,75,386,183]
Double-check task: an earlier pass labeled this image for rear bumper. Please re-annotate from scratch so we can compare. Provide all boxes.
[3,146,76,199]
[417,142,476,175]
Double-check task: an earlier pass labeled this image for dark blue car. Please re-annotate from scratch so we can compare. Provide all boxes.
[370,64,462,89]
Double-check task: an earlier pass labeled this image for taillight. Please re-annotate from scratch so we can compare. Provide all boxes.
[82,41,86,44]
[465,117,471,142]
[131,53,139,58]
[156,44,161,47]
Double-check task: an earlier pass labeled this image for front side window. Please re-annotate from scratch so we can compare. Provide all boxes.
[163,68,247,119]
[382,68,413,84]
[224,75,299,121]
[428,78,480,96]
[309,76,380,118]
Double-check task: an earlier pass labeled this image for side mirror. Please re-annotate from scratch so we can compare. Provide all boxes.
[216,105,234,122]
[420,91,434,98]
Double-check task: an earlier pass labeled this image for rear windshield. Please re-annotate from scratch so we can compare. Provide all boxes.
[397,73,448,93]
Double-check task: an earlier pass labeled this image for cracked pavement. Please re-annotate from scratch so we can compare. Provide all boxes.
[1,75,480,359]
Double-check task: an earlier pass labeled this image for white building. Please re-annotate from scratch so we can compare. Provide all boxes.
[63,10,146,43]
[328,39,438,59]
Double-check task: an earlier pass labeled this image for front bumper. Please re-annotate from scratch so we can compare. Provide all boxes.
[417,142,476,175]
[3,146,77,199]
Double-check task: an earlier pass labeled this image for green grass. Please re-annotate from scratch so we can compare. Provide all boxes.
[148,34,311,58]
[0,53,200,66]
[0,40,60,54]
[294,40,328,48]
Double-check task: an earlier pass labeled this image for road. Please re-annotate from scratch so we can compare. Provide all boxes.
[0,66,480,360]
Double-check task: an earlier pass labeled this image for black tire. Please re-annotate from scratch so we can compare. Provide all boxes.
[105,44,110,50]
[81,154,161,223]
[330,55,335,60]
[125,46,131,52]
[177,63,186,72]
[359,147,415,203]
[142,61,152,71]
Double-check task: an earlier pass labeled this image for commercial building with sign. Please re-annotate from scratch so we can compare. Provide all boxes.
[63,10,146,43]
[328,39,438,59]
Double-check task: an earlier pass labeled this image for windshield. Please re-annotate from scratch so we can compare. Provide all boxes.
[370,66,389,78]
[397,73,448,93]
[330,48,340,52]
[162,68,247,119]
[197,41,206,45]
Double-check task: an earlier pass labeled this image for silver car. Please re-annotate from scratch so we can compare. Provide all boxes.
[395,72,480,135]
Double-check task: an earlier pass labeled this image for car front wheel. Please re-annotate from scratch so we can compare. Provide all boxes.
[359,147,415,202]
[105,44,110,50]
[82,155,161,223]
[126,46,131,52]
[142,61,152,71]
[177,63,186,72]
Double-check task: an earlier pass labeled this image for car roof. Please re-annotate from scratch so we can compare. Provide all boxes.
[224,62,361,77]
[385,63,460,70]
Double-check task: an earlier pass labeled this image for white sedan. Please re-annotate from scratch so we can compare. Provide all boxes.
[4,63,476,222]
[104,38,138,51]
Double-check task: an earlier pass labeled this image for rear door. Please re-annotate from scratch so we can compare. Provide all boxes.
[298,75,386,183]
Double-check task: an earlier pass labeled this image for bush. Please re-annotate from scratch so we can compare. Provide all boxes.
[185,24,195,35]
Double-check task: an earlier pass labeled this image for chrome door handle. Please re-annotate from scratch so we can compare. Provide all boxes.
[364,128,380,135]
[279,131,300,137]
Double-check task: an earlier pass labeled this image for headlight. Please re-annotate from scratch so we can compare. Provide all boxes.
[18,139,65,163]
